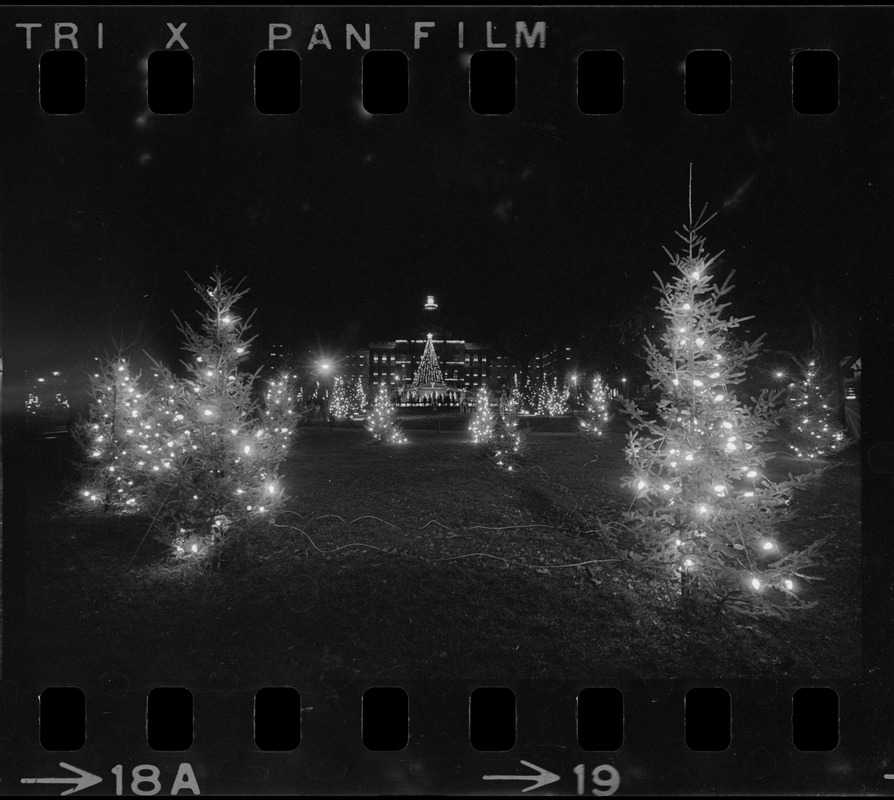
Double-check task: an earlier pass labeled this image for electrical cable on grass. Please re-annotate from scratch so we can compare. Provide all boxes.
[271,521,622,571]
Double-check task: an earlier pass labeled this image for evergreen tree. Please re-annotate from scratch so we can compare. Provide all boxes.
[469,385,495,443]
[488,393,526,470]
[534,378,568,416]
[366,383,407,444]
[264,369,299,448]
[785,358,849,459]
[145,272,295,563]
[348,376,367,416]
[580,372,612,439]
[413,334,444,386]
[623,199,824,619]
[74,354,153,512]
[329,375,350,419]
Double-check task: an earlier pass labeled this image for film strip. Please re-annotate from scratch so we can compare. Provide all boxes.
[0,5,891,796]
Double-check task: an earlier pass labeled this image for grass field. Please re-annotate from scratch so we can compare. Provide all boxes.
[17,421,860,686]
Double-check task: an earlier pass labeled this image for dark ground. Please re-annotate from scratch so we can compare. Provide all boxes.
[14,418,860,688]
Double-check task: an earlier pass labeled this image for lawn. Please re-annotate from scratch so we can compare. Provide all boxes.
[16,421,860,686]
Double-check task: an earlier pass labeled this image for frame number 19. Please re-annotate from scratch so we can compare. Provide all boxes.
[573,764,620,796]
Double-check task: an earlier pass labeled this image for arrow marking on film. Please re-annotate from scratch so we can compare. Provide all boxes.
[483,760,561,793]
[21,763,103,796]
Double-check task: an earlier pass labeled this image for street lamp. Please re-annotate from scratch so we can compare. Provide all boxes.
[621,377,627,400]
[570,373,578,416]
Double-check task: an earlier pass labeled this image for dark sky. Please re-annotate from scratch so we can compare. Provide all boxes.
[1,7,884,386]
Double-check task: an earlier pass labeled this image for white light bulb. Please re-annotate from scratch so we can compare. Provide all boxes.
[784,579,794,591]
[762,541,773,550]
[751,578,761,590]
[637,480,646,490]
[204,409,213,417]
[663,483,671,491]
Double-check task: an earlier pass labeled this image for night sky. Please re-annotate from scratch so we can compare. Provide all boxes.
[0,7,885,392]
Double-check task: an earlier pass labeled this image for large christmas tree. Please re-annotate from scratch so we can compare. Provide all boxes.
[412,334,444,386]
[74,353,153,512]
[785,358,849,459]
[623,197,824,619]
[144,272,295,562]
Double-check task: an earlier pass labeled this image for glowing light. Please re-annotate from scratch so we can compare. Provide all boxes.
[637,480,646,490]
[663,483,671,491]
[784,579,794,591]
[243,445,251,455]
[746,470,757,478]
[204,409,213,417]
[191,544,198,553]
[762,541,774,550]
[713,484,725,494]
[751,577,761,590]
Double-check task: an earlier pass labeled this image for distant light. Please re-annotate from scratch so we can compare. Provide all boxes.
[751,577,761,590]
[784,579,794,591]
[191,544,198,553]
[425,295,438,310]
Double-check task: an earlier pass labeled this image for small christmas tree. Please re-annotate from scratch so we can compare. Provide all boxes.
[469,385,495,443]
[264,369,299,449]
[534,378,568,416]
[366,383,406,444]
[623,191,824,619]
[145,272,295,563]
[580,372,612,439]
[348,376,367,417]
[74,353,153,512]
[413,334,444,386]
[329,376,350,419]
[785,358,849,459]
[488,394,526,470]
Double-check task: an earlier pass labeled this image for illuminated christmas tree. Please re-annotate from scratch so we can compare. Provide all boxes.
[580,372,612,439]
[488,393,526,470]
[264,369,299,449]
[785,358,849,459]
[366,383,406,444]
[145,272,295,563]
[623,198,824,619]
[469,385,495,443]
[74,354,153,512]
[348,376,367,416]
[534,378,568,416]
[329,375,350,419]
[412,334,444,386]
